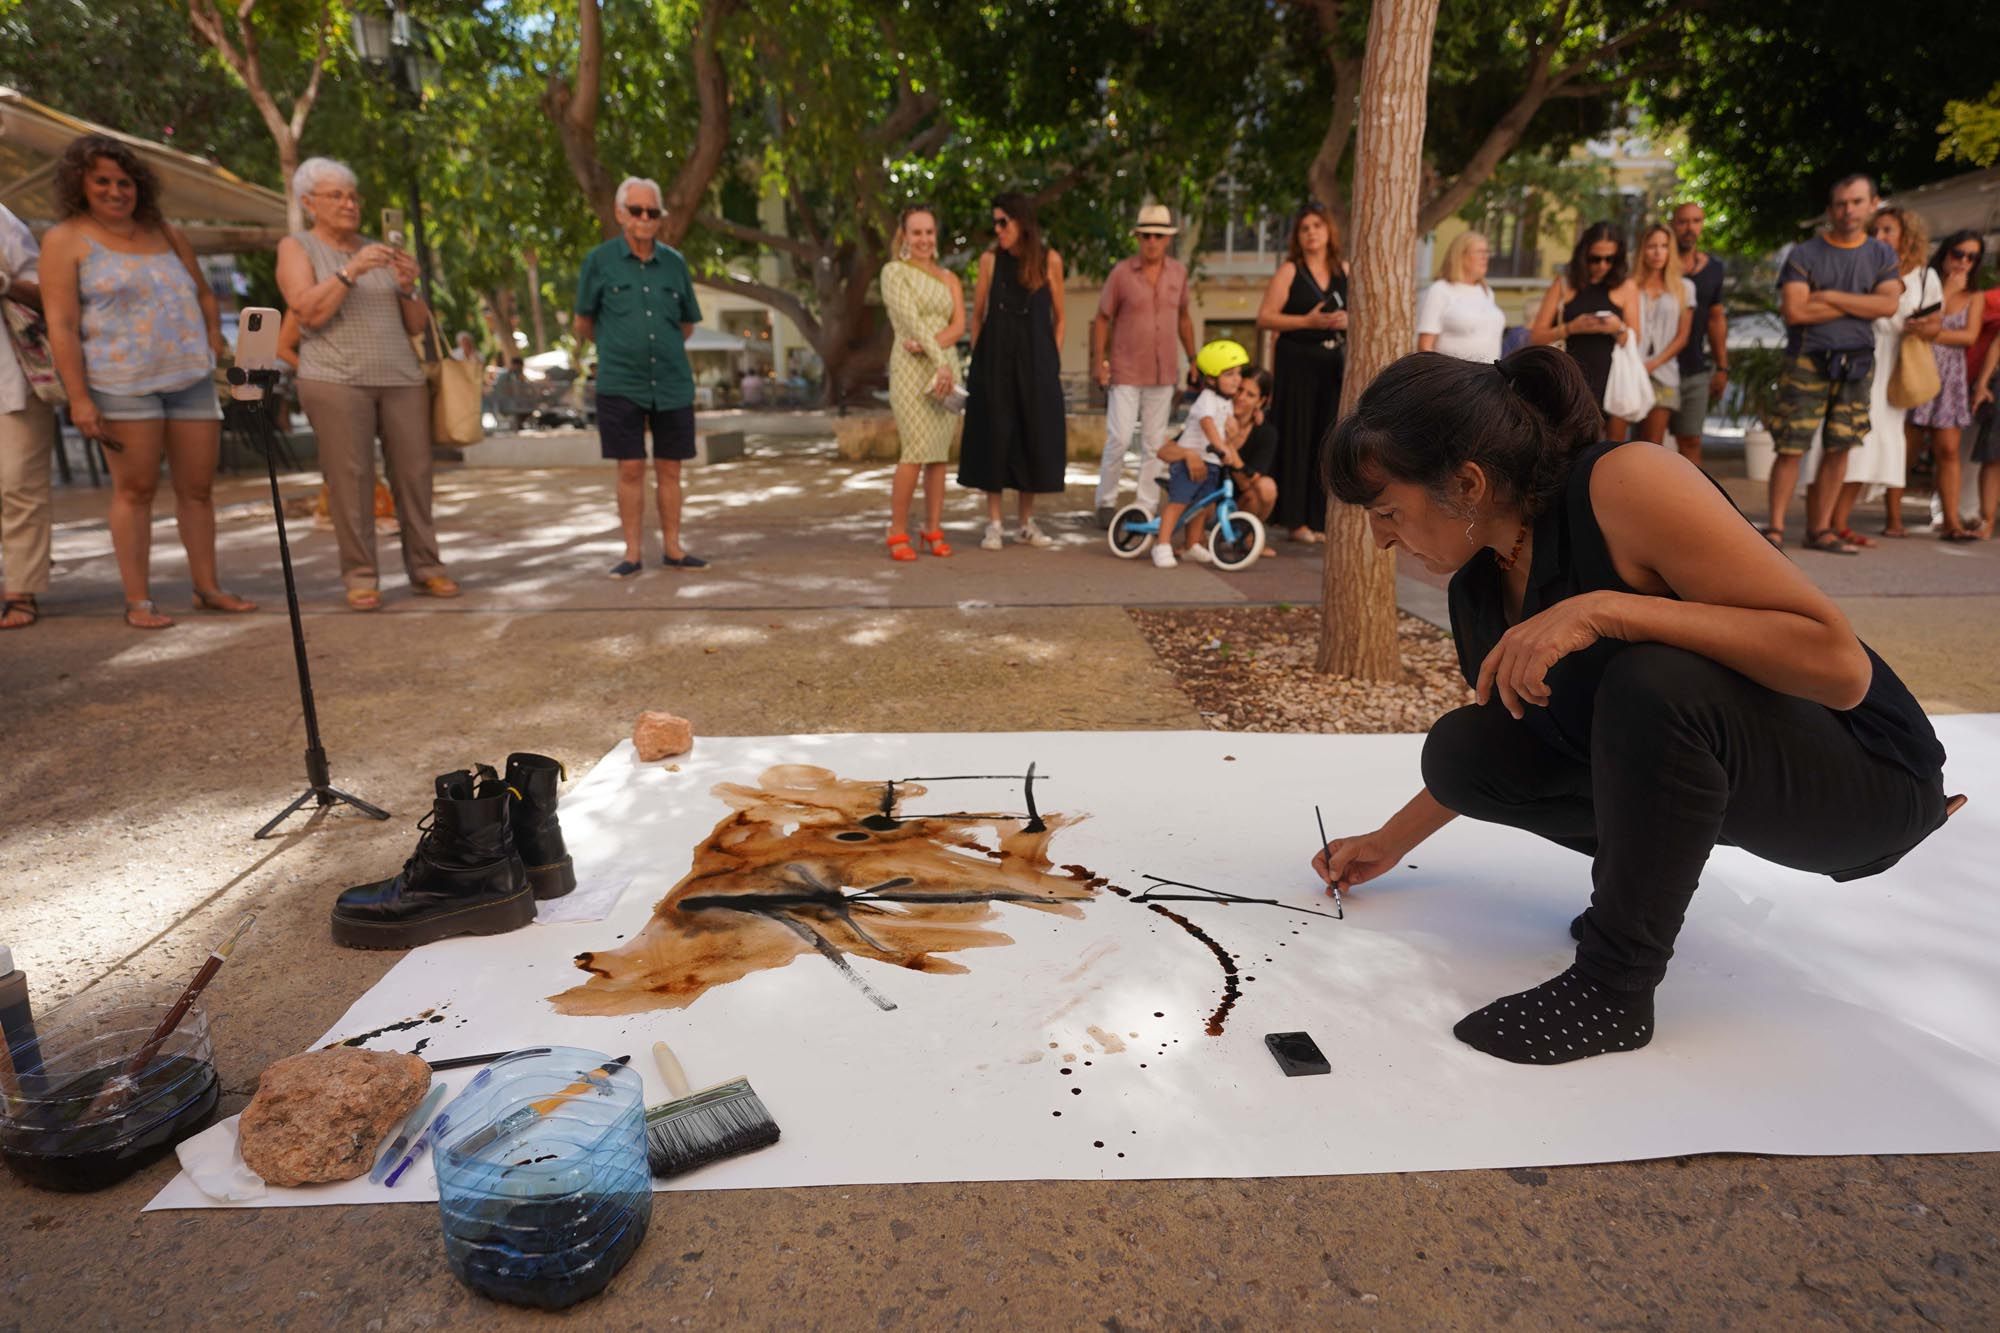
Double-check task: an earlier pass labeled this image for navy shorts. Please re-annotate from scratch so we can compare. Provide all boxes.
[1164,458,1223,507]
[598,395,696,462]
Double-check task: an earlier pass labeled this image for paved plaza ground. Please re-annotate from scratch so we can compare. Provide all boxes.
[3,417,1997,1326]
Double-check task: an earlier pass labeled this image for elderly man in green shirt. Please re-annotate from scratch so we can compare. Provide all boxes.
[574,175,708,574]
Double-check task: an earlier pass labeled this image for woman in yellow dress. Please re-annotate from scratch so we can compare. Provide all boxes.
[880,206,965,560]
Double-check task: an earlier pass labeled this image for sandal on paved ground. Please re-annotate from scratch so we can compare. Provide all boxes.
[887,532,917,563]
[416,575,462,597]
[919,529,953,558]
[125,599,174,630]
[1759,526,1785,548]
[191,588,258,613]
[1881,525,1909,538]
[1941,528,1982,543]
[1835,527,1876,549]
[346,587,383,611]
[1804,529,1859,554]
[1,595,38,630]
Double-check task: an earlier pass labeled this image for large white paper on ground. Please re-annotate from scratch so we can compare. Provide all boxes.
[149,722,2000,1210]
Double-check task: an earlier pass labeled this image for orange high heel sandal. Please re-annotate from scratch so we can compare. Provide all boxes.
[887,533,918,562]
[919,529,953,558]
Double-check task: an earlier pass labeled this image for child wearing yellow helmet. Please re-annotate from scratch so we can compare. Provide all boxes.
[1152,341,1249,567]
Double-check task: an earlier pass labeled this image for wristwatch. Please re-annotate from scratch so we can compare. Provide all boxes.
[335,268,355,288]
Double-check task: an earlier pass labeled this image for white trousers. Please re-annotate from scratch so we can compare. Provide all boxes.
[1096,383,1176,511]
[0,397,54,595]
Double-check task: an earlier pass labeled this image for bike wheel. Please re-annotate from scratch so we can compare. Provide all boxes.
[1108,504,1156,558]
[1208,509,1265,570]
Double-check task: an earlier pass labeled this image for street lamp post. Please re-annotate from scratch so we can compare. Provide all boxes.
[352,2,439,303]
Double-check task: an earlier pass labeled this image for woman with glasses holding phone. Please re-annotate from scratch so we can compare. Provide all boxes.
[1529,222,1642,439]
[958,192,1067,551]
[1905,230,1987,541]
[277,156,457,607]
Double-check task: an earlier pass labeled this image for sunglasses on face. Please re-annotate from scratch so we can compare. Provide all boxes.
[1949,249,1979,262]
[1587,254,1615,265]
[627,206,663,219]
[992,216,1014,230]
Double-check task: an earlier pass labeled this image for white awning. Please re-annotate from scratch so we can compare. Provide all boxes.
[0,85,288,252]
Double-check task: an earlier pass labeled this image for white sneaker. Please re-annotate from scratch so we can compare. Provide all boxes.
[980,522,1005,551]
[1016,520,1054,548]
[1151,545,1178,568]
[1185,543,1214,564]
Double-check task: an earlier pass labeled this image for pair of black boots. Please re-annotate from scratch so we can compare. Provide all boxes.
[331,752,576,950]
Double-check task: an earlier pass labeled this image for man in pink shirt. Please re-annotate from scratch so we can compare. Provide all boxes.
[1091,205,1196,523]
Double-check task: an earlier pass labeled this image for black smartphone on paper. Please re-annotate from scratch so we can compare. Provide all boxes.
[1265,1031,1331,1077]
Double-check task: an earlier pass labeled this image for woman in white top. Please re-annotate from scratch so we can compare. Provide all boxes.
[1818,206,1937,541]
[1415,231,1506,362]
[1633,224,1695,446]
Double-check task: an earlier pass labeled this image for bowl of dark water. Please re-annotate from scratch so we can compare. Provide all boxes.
[0,981,219,1192]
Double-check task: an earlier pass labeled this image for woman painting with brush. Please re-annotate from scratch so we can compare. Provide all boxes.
[1311,347,1958,1065]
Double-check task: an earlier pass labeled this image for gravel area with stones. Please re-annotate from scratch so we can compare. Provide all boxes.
[1129,605,1472,733]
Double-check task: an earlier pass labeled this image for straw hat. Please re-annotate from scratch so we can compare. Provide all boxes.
[1132,204,1179,236]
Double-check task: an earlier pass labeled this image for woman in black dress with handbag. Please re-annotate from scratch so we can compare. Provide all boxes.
[1530,221,1641,440]
[959,192,1068,550]
[1257,202,1349,544]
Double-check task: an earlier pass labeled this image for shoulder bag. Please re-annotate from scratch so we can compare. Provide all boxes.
[1887,270,1942,411]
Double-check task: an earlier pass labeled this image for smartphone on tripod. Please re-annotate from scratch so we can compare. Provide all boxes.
[231,307,282,401]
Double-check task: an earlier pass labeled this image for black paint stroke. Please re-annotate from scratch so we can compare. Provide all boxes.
[769,912,899,1012]
[323,1007,449,1049]
[1063,865,1241,1036]
[1133,874,1342,922]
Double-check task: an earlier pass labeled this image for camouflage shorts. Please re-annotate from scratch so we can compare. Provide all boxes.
[1770,351,1871,455]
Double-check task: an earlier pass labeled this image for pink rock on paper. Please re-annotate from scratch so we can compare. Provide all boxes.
[633,711,694,762]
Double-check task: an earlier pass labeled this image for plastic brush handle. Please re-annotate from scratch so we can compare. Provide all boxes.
[653,1042,692,1099]
[528,1057,629,1116]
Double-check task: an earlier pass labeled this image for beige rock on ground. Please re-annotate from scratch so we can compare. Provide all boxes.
[237,1048,430,1187]
[632,710,694,761]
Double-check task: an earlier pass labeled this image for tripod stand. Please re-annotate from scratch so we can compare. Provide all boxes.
[225,370,391,839]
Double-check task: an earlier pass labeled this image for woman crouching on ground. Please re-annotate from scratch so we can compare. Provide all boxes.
[1312,346,1955,1065]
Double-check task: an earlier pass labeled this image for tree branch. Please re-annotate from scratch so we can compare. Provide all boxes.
[1564,0,1704,76]
[661,0,741,244]
[693,270,822,345]
[693,211,818,262]
[1416,39,1559,232]
[288,0,332,142]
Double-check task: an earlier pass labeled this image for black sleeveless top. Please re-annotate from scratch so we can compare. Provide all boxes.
[1447,440,1947,778]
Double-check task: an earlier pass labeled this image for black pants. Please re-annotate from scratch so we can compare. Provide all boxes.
[1422,645,1946,990]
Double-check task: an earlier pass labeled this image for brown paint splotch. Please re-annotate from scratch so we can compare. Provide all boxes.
[551,764,1094,1016]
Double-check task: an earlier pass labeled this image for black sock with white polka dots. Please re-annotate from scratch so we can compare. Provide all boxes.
[1453,966,1654,1065]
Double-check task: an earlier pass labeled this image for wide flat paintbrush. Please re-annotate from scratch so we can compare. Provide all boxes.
[644,1041,780,1178]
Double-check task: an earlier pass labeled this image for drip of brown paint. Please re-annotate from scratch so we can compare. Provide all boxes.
[551,764,1096,1016]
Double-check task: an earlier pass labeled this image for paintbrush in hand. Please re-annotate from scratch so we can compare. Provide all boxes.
[645,1041,780,1178]
[1314,806,1343,920]
[87,914,256,1117]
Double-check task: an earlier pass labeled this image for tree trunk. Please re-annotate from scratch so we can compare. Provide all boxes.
[1315,0,1439,680]
[523,248,548,352]
[484,287,519,364]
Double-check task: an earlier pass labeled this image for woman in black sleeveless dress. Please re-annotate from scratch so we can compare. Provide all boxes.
[1258,203,1348,542]
[959,192,1067,550]
[1531,222,1640,439]
[1313,347,1953,1066]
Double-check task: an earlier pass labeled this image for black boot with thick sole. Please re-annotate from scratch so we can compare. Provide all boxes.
[501,752,576,900]
[331,770,535,950]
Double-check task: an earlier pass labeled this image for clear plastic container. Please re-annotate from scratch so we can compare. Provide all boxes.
[0,980,219,1192]
[434,1046,651,1309]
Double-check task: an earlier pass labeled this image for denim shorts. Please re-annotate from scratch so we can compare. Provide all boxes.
[90,376,223,422]
[1164,458,1223,507]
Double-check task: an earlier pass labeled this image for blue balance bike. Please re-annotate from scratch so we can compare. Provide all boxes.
[1106,472,1266,570]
